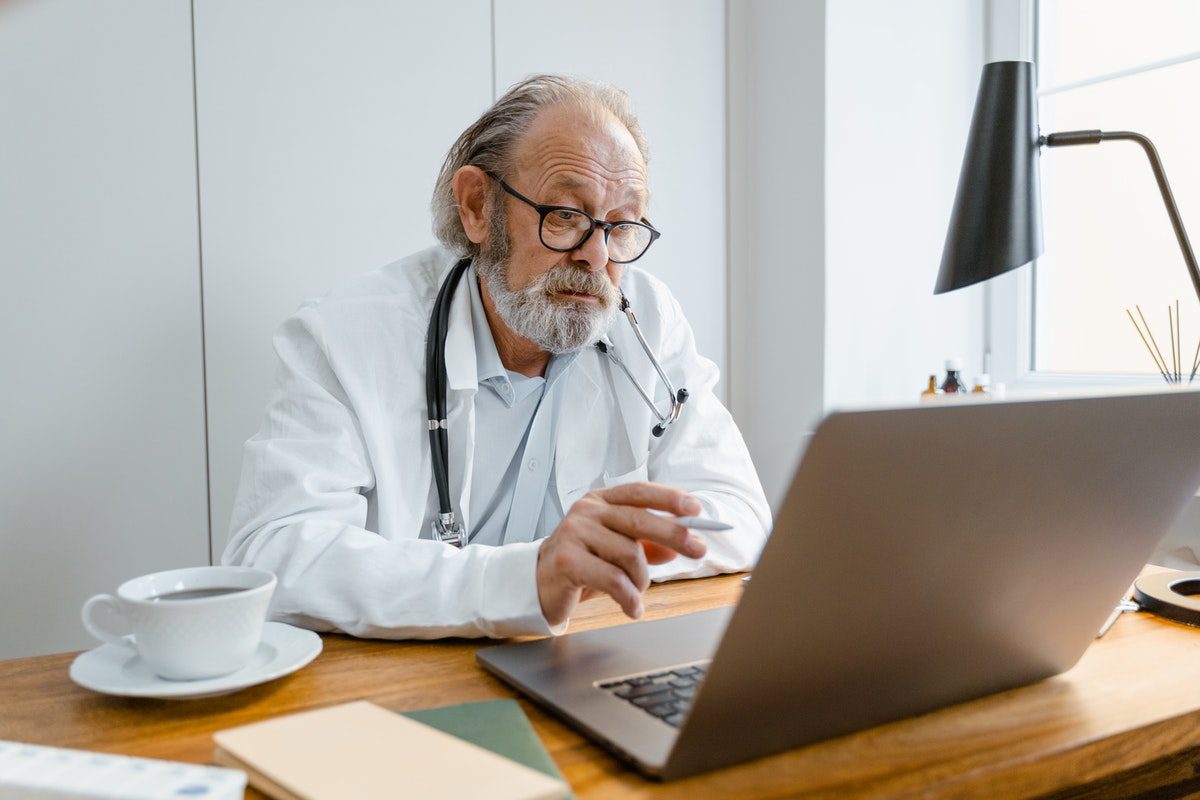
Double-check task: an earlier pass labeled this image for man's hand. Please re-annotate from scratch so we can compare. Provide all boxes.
[536,482,708,628]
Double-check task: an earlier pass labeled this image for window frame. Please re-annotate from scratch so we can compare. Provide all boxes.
[984,0,1196,393]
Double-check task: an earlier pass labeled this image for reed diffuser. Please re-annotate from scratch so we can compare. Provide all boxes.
[1126,300,1200,384]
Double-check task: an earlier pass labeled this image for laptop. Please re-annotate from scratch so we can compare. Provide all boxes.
[477,391,1200,780]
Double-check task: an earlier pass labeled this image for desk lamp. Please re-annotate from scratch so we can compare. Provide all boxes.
[935,59,1200,631]
[934,60,1200,303]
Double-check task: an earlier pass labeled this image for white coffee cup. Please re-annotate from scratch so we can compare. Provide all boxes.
[81,566,276,681]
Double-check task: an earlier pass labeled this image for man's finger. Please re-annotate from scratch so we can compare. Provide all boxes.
[597,505,706,559]
[574,552,643,618]
[583,527,652,592]
[640,540,679,565]
[595,481,701,516]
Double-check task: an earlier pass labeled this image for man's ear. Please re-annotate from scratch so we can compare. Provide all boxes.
[451,166,491,246]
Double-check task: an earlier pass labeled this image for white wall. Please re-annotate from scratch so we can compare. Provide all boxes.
[728,0,827,509]
[728,0,987,508]
[824,0,986,411]
[0,0,210,659]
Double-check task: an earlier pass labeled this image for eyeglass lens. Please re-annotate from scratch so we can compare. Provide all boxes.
[541,210,653,263]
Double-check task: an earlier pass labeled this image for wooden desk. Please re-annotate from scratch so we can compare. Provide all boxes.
[4,572,1200,799]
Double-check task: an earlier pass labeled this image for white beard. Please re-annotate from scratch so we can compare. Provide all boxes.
[475,210,619,355]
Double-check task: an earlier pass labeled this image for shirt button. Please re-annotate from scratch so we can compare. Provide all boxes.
[527,459,538,471]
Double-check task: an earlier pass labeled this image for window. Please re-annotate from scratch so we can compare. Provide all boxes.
[991,0,1200,385]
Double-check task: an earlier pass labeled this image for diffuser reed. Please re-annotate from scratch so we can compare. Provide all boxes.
[1126,301,1200,383]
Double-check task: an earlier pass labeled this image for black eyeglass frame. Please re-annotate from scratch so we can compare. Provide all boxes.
[484,171,662,264]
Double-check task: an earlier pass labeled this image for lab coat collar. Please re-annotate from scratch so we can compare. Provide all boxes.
[466,265,507,386]
[443,260,478,392]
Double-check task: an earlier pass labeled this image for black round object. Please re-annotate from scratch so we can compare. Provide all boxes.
[1133,571,1200,628]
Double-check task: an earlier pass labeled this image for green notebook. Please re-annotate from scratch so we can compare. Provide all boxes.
[403,699,573,799]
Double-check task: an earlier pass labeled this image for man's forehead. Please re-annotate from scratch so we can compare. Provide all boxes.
[516,107,648,206]
[542,171,647,204]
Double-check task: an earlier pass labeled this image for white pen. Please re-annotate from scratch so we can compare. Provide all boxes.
[1096,580,1140,639]
[673,516,733,531]
[648,510,733,531]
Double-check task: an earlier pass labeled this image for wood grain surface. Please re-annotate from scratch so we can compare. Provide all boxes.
[3,570,1200,799]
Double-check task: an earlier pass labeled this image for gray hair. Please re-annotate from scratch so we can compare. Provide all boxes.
[431,74,650,258]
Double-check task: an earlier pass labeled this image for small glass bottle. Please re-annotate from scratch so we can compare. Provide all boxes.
[920,374,942,402]
[940,359,967,395]
[971,373,991,395]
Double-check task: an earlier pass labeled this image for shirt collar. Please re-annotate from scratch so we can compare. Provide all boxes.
[468,263,582,407]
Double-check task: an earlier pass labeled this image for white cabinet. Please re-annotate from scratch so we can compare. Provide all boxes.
[193,1,493,557]
[0,0,209,659]
[494,0,728,396]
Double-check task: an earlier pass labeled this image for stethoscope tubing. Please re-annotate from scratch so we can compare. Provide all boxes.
[425,259,471,544]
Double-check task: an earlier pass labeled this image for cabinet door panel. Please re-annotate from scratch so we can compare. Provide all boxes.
[0,0,209,659]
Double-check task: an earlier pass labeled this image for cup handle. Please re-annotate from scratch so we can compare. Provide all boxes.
[81,594,135,649]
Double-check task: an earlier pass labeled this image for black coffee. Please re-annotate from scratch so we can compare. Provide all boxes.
[150,587,245,602]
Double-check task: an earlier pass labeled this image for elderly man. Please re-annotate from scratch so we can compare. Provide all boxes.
[223,75,770,639]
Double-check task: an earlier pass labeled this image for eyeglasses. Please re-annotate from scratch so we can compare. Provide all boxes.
[486,171,661,264]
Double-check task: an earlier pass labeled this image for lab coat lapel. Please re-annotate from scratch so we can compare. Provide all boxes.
[597,350,644,474]
[443,269,478,532]
[555,349,607,511]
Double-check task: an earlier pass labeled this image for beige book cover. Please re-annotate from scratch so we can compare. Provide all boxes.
[212,700,568,800]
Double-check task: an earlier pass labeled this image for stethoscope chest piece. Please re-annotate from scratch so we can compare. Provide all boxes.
[594,293,688,438]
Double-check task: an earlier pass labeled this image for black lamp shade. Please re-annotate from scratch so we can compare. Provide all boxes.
[935,61,1044,294]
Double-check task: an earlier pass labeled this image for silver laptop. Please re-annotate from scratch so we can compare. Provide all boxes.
[477,392,1200,780]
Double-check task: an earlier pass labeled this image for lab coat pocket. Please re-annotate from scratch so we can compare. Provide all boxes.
[602,460,649,488]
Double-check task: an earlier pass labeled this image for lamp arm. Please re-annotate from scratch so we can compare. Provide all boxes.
[1042,129,1200,304]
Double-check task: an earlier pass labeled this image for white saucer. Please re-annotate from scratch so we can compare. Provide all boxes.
[69,621,322,700]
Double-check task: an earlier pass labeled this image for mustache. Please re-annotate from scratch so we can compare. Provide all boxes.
[539,265,619,303]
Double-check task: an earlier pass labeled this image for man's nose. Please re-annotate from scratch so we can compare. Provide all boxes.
[570,224,611,271]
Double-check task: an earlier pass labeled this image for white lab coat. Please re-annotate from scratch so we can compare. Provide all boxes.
[223,245,771,639]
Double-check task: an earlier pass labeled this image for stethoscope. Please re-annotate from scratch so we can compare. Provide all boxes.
[425,258,689,546]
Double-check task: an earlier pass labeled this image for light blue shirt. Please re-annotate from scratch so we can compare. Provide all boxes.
[466,266,580,546]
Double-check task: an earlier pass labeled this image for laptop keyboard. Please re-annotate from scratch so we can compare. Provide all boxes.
[597,662,709,728]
